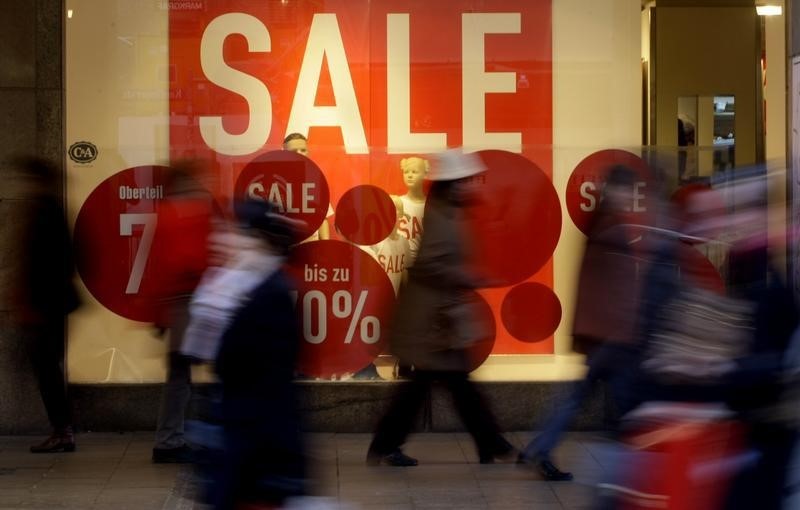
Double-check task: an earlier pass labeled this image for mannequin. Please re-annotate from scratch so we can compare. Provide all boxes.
[397,157,429,265]
[370,195,411,296]
[283,132,333,242]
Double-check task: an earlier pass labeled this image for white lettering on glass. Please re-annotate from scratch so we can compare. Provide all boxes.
[386,14,446,154]
[462,13,521,153]
[286,14,368,154]
[579,182,597,212]
[199,13,272,156]
[119,213,157,294]
[633,182,647,212]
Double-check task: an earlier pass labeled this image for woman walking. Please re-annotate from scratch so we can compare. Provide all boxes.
[366,149,514,466]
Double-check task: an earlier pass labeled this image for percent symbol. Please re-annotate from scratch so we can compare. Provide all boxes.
[331,290,380,344]
[295,289,381,344]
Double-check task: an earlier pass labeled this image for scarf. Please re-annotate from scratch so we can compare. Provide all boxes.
[181,240,283,361]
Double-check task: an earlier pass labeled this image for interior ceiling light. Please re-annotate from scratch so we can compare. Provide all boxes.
[756,5,783,16]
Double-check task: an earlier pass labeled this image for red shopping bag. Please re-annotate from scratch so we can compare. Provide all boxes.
[612,404,746,510]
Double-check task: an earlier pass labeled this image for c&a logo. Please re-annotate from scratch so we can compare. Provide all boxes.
[69,141,98,164]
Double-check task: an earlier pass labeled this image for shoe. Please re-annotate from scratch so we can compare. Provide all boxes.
[30,429,76,453]
[152,444,195,464]
[366,449,418,467]
[352,363,383,381]
[517,454,573,481]
[478,438,518,464]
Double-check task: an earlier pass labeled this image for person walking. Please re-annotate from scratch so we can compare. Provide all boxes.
[148,162,215,463]
[12,156,81,453]
[518,165,644,480]
[366,149,514,467]
[190,200,307,509]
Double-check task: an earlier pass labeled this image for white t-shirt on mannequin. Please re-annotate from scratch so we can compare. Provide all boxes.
[398,195,425,266]
[370,235,410,296]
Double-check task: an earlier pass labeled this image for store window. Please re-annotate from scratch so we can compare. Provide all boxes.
[70,1,747,384]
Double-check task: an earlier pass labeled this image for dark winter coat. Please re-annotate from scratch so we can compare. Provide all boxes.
[389,192,485,372]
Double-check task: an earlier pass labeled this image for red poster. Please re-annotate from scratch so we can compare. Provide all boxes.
[169,0,554,374]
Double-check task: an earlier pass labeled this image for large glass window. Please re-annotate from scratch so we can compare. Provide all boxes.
[66,1,784,383]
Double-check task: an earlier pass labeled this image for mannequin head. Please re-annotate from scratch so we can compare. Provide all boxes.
[283,132,309,156]
[400,157,429,194]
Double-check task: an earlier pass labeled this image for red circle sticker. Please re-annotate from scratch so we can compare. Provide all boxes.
[74,166,171,322]
[501,282,562,342]
[286,240,396,378]
[466,150,562,287]
[565,149,652,235]
[234,150,329,241]
[335,185,396,245]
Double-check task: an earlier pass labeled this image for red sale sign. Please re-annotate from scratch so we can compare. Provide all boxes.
[286,241,396,377]
[565,150,653,235]
[166,0,554,374]
[234,150,331,241]
[74,166,170,323]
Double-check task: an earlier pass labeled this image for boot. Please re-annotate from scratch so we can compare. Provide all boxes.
[30,426,75,453]
[517,453,573,481]
[366,448,418,467]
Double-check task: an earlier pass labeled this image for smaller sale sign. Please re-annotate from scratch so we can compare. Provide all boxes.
[286,241,395,378]
[234,150,331,240]
[565,149,652,234]
[73,166,170,323]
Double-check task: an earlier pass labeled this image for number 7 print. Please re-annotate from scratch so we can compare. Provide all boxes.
[119,213,157,294]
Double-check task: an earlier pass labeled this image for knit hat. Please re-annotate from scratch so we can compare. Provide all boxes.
[234,199,307,250]
[426,149,486,181]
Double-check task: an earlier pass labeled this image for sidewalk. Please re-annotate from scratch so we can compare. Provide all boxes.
[0,432,612,509]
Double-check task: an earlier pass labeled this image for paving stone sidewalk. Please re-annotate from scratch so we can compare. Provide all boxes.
[0,432,615,509]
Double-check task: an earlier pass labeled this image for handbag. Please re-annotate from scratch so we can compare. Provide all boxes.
[609,403,748,510]
[643,285,754,385]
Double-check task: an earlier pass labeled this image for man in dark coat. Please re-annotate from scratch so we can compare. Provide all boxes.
[518,165,643,480]
[12,156,80,453]
[147,163,214,464]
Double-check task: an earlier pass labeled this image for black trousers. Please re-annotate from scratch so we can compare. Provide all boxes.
[214,410,306,510]
[369,370,505,458]
[30,320,70,431]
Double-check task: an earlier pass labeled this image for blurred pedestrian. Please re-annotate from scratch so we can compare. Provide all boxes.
[518,165,644,480]
[366,149,514,467]
[146,161,214,463]
[600,186,750,509]
[194,200,307,509]
[609,175,799,510]
[11,156,81,453]
[714,178,798,510]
